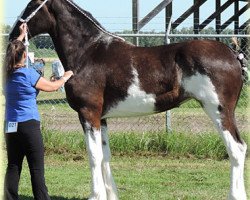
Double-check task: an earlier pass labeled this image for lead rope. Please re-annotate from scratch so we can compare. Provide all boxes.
[19,0,50,67]
[24,32,29,68]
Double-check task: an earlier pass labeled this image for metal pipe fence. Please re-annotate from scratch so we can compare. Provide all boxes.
[1,33,249,134]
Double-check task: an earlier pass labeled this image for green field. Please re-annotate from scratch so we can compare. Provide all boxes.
[6,154,247,200]
[2,129,249,199]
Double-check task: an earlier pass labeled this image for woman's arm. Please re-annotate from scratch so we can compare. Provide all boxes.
[36,71,73,92]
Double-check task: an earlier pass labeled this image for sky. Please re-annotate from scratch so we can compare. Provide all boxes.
[3,0,249,32]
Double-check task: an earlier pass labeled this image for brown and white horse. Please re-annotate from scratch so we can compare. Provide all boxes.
[9,0,247,200]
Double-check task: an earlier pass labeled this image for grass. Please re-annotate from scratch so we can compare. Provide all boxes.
[14,154,234,200]
[42,130,249,160]
[2,130,249,199]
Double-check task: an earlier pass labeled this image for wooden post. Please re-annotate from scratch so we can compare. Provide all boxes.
[234,0,239,34]
[216,0,221,41]
[165,1,172,32]
[193,0,200,35]
[132,0,139,46]
[165,16,172,133]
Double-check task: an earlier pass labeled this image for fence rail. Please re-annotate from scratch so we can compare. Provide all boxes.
[2,33,250,38]
[1,33,249,134]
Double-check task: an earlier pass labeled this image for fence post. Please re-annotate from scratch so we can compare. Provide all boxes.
[165,16,172,133]
[132,0,139,46]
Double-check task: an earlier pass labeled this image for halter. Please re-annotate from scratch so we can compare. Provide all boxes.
[19,0,50,67]
[19,0,50,23]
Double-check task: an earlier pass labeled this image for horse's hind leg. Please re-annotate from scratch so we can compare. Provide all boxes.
[101,120,119,200]
[183,73,247,200]
[203,102,247,200]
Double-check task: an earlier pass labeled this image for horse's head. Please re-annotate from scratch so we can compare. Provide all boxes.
[9,0,55,41]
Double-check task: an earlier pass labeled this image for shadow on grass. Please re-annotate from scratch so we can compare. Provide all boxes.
[20,195,88,200]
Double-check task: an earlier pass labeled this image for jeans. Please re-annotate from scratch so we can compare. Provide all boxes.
[4,119,51,200]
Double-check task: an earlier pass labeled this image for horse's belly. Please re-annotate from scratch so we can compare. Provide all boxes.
[102,76,157,119]
[102,67,157,119]
[102,94,156,118]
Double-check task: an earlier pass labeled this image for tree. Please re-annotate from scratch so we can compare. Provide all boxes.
[1,24,12,33]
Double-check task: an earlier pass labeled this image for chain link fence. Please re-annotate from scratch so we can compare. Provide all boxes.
[1,33,249,134]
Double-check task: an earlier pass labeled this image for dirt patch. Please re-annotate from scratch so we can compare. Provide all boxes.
[41,110,249,134]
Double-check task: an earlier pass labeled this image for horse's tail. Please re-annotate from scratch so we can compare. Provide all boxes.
[231,37,248,82]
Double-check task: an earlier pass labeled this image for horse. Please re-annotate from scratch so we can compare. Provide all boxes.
[9,0,247,200]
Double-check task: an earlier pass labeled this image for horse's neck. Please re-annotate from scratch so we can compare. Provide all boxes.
[49,4,108,71]
[50,27,101,70]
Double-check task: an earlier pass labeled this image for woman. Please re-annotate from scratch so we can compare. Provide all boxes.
[4,23,73,200]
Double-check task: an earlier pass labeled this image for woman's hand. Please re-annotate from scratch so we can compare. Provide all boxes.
[19,23,28,35]
[36,70,74,92]
[62,70,74,82]
[17,23,28,41]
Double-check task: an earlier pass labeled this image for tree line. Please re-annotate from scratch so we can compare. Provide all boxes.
[2,24,248,57]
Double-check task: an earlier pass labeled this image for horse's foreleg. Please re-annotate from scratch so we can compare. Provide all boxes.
[101,120,119,200]
[80,116,107,200]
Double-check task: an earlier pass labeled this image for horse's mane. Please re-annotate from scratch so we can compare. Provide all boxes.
[65,0,124,41]
[67,0,104,30]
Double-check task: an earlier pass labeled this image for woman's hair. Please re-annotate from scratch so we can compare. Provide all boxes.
[5,40,26,78]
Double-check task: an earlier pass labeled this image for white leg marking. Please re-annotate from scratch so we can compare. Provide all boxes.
[101,125,119,200]
[205,110,247,200]
[183,73,247,200]
[84,122,107,200]
[220,130,247,200]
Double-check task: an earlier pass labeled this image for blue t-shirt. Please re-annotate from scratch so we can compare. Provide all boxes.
[5,67,41,122]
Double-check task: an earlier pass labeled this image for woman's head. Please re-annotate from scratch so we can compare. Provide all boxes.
[5,40,26,77]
